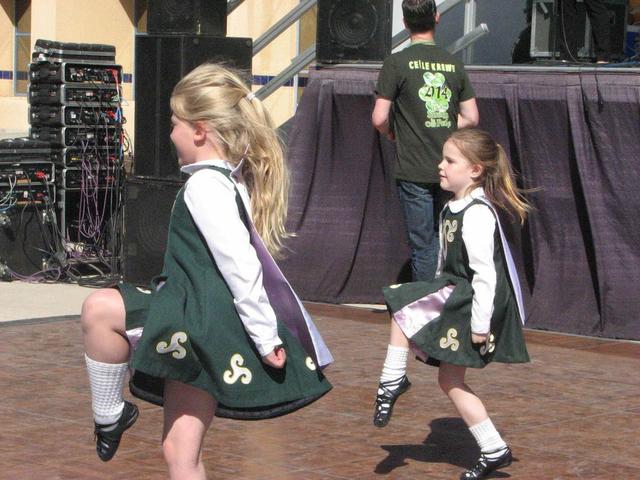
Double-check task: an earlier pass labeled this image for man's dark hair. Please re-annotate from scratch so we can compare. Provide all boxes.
[402,0,437,33]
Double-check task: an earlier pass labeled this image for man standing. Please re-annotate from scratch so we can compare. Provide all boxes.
[373,0,479,281]
[559,0,611,63]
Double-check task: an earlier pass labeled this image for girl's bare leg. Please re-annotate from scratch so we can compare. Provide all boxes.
[438,362,488,426]
[81,288,137,461]
[389,316,410,348]
[439,362,511,478]
[162,380,217,480]
[81,288,129,363]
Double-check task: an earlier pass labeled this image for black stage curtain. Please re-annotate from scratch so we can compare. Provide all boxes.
[279,69,410,304]
[277,67,640,340]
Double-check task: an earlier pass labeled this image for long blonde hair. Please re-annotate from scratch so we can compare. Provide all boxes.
[170,63,289,257]
[448,128,531,224]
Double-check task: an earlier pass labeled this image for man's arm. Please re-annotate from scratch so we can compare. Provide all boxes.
[372,97,395,141]
[457,97,479,129]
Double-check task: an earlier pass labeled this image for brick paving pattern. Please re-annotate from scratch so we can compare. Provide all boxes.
[1,303,639,479]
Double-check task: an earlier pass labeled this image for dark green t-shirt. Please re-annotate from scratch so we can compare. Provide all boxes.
[376,41,475,183]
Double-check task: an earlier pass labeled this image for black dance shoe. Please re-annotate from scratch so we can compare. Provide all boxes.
[373,375,411,428]
[94,400,139,462]
[460,447,512,479]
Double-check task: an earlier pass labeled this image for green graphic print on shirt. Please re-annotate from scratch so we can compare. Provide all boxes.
[419,71,453,128]
[375,42,475,183]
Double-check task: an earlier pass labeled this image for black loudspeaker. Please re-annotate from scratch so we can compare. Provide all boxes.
[123,176,183,284]
[598,1,628,60]
[134,35,252,179]
[316,0,392,64]
[147,0,227,35]
[0,206,52,275]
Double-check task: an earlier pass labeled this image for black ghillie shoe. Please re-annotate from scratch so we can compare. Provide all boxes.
[373,375,411,428]
[460,447,513,479]
[94,400,139,462]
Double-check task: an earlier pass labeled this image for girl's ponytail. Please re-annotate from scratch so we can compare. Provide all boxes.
[235,95,290,258]
[170,63,290,257]
[486,144,530,224]
[449,129,531,224]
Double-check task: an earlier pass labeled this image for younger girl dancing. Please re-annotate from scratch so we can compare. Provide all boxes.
[373,128,530,480]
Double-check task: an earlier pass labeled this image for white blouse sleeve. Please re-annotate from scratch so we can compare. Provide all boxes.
[461,204,497,335]
[183,169,282,356]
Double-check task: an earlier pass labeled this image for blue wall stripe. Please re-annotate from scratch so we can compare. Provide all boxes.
[253,75,308,87]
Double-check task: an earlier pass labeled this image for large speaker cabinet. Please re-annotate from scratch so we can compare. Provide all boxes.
[316,0,392,64]
[0,205,52,275]
[147,0,227,35]
[134,35,252,179]
[123,176,183,284]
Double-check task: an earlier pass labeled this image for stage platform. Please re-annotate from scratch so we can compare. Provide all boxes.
[1,302,638,479]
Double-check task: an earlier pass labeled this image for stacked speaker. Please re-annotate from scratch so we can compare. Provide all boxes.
[124,0,252,283]
[0,137,55,277]
[316,0,392,64]
[27,39,126,280]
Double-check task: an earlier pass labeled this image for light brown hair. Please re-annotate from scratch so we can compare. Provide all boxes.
[448,128,531,224]
[170,63,289,257]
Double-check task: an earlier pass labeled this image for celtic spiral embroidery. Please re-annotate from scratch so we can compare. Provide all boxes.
[443,219,458,243]
[156,332,188,359]
[479,333,496,356]
[223,354,253,385]
[439,328,460,351]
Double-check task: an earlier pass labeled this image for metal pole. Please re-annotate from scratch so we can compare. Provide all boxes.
[462,0,477,63]
[255,0,487,102]
[255,25,489,102]
[447,23,488,55]
[227,0,245,15]
[393,0,467,49]
[255,45,316,100]
[253,0,317,55]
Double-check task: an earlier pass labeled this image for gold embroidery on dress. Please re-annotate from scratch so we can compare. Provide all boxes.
[305,357,317,371]
[479,333,496,356]
[439,328,460,351]
[444,219,458,242]
[223,354,253,384]
[156,332,188,359]
[442,219,458,259]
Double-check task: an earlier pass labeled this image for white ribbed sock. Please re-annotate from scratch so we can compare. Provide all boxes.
[469,418,508,458]
[379,344,409,385]
[85,354,128,425]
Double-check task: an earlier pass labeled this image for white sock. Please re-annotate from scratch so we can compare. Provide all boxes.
[85,354,128,425]
[379,344,409,385]
[469,418,508,458]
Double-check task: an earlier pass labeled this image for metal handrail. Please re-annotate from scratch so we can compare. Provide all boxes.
[393,0,466,48]
[448,23,489,55]
[227,0,245,15]
[251,0,488,101]
[253,0,317,55]
[255,45,316,100]
[254,24,488,101]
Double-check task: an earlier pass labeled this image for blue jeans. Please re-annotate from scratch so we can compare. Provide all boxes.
[396,181,440,282]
